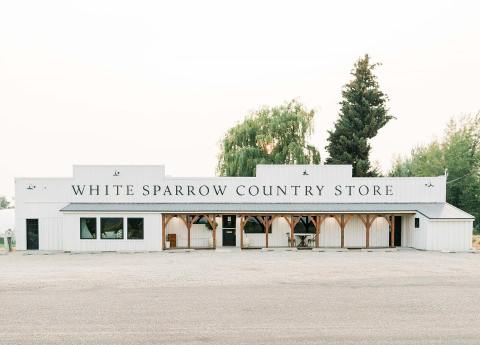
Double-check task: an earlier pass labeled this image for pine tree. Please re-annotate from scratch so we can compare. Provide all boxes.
[326,54,393,176]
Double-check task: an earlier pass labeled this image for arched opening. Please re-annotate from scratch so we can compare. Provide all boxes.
[294,216,316,247]
[320,216,341,247]
[242,216,272,248]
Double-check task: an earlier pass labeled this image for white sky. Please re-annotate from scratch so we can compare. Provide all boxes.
[1,0,479,201]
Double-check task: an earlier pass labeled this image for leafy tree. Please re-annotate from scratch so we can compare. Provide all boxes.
[390,114,480,226]
[0,196,10,209]
[218,100,320,176]
[326,54,394,176]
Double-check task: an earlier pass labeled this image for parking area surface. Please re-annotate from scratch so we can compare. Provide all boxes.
[1,249,479,345]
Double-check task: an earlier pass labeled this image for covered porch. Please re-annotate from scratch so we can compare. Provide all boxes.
[161,212,407,250]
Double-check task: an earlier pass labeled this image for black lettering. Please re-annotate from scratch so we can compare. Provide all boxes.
[358,185,369,196]
[291,185,300,196]
[153,185,161,196]
[126,185,134,196]
[249,185,259,196]
[175,185,184,196]
[334,185,342,196]
[187,185,195,196]
[213,185,227,196]
[199,185,209,196]
[89,185,99,195]
[72,185,85,195]
[373,185,381,195]
[142,185,150,196]
[346,185,355,196]
[316,185,325,196]
[276,185,287,196]
[236,185,245,196]
[263,185,273,196]
[163,185,172,196]
[305,185,313,196]
[113,185,122,195]
[386,185,393,196]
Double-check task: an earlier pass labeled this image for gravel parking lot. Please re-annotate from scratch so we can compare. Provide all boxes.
[1,249,479,345]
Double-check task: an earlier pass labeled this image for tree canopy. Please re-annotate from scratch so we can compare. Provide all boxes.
[217,100,320,176]
[390,114,480,226]
[326,54,393,176]
[0,196,10,209]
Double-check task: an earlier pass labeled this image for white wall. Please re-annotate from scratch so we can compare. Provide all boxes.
[426,219,473,251]
[63,213,162,252]
[165,216,221,248]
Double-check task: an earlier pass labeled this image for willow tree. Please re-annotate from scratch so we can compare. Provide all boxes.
[326,54,393,176]
[217,100,320,176]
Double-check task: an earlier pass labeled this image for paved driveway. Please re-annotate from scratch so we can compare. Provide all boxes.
[1,249,479,345]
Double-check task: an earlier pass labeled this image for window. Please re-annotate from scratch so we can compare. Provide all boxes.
[127,218,144,240]
[101,218,124,239]
[244,217,272,234]
[222,215,236,228]
[294,217,316,234]
[414,217,420,228]
[80,218,97,239]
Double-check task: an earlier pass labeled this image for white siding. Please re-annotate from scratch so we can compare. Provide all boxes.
[369,217,389,248]
[165,216,220,248]
[344,216,366,248]
[319,217,341,247]
[426,219,473,251]
[63,213,162,252]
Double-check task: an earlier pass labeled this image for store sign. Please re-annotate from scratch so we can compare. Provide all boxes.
[71,183,394,198]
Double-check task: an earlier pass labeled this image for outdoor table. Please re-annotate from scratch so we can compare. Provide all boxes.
[296,234,310,247]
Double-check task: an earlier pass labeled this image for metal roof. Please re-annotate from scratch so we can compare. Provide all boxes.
[60,202,474,220]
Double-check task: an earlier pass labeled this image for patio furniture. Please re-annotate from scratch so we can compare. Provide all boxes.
[297,234,308,247]
[167,234,177,248]
[307,234,316,247]
[286,233,296,247]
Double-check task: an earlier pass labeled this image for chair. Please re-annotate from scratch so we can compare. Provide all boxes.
[307,234,316,248]
[286,233,296,247]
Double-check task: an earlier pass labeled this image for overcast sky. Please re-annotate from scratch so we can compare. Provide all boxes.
[1,0,479,200]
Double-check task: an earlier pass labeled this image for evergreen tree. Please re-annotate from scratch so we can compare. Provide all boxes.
[326,54,393,176]
[217,100,320,176]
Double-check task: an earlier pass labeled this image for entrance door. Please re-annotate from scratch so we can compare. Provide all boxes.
[394,216,402,247]
[222,215,236,246]
[26,219,39,250]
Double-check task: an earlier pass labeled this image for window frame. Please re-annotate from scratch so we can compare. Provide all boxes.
[80,217,97,240]
[127,217,144,240]
[100,217,124,240]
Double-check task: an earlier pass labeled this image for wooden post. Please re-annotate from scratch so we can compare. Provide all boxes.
[365,215,370,249]
[390,215,396,248]
[161,214,166,250]
[340,215,345,248]
[240,216,245,249]
[309,215,324,248]
[290,217,295,247]
[212,215,217,249]
[265,217,269,248]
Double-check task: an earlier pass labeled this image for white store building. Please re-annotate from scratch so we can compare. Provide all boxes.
[14,164,474,252]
